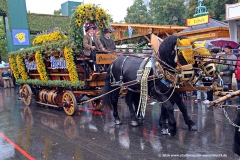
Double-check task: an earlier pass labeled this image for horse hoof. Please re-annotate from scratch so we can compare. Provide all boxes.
[189,124,197,131]
[115,120,122,125]
[131,121,138,126]
[165,119,169,124]
[138,115,144,120]
[161,128,169,135]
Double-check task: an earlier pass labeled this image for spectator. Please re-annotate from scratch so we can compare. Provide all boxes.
[216,54,236,105]
[234,45,240,101]
[1,68,10,89]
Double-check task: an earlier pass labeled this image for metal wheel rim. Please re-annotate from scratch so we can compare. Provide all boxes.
[92,99,103,110]
[62,91,77,116]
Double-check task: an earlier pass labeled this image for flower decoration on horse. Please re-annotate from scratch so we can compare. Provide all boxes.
[71,3,110,50]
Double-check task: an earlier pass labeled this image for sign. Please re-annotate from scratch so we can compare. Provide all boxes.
[50,56,67,69]
[25,59,37,72]
[186,15,210,27]
[226,2,240,20]
[187,33,216,40]
[12,29,30,45]
[96,54,118,64]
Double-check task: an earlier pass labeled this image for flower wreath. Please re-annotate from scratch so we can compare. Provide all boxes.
[16,55,29,82]
[63,46,79,84]
[9,56,19,79]
[70,3,110,50]
[35,50,49,82]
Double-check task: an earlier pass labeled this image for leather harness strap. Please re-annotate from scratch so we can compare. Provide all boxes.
[136,57,150,81]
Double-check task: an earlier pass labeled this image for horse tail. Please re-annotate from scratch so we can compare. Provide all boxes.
[101,66,112,109]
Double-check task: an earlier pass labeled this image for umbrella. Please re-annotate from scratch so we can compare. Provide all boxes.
[210,38,239,49]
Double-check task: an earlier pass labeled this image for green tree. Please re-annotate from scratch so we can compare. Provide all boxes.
[186,0,238,21]
[149,0,187,25]
[0,16,8,62]
[54,8,62,15]
[124,0,152,24]
[207,0,238,21]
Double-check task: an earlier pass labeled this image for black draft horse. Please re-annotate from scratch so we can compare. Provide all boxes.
[234,111,240,157]
[102,35,197,136]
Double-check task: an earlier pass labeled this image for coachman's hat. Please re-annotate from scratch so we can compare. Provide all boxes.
[85,24,96,31]
[103,29,111,34]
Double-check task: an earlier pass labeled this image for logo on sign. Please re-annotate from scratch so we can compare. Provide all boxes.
[25,59,37,72]
[15,32,26,43]
[50,56,67,69]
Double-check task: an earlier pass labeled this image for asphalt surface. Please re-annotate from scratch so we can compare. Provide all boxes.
[0,87,239,160]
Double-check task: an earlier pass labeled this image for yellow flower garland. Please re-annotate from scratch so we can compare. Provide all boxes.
[63,46,79,84]
[75,3,110,29]
[35,50,48,82]
[9,56,19,79]
[32,30,68,46]
[16,55,29,82]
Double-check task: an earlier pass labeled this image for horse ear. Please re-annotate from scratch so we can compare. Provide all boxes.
[202,40,206,46]
[177,38,181,46]
[188,38,198,44]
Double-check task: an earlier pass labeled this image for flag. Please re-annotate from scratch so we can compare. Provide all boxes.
[128,26,133,38]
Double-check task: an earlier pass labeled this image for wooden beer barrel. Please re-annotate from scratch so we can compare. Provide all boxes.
[39,89,48,102]
[47,90,58,104]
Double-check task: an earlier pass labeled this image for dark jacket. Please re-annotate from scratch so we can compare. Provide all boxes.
[100,37,116,51]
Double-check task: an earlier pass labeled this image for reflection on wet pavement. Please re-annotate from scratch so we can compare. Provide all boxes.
[0,88,239,159]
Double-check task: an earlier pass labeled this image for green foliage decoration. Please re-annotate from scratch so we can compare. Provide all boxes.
[0,0,8,16]
[16,79,86,88]
[8,40,70,58]
[27,13,70,34]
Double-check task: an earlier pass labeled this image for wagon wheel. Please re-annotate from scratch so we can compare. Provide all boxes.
[64,116,77,139]
[21,84,33,106]
[62,91,77,116]
[92,99,103,110]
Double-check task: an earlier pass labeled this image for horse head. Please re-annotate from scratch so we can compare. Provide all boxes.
[159,35,195,68]
[193,41,216,77]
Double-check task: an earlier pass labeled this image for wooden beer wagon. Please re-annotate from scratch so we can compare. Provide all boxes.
[8,4,124,115]
[9,38,120,115]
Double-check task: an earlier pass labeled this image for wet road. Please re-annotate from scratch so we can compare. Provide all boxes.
[0,88,239,160]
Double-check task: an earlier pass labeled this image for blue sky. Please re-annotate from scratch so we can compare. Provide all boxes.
[25,0,133,22]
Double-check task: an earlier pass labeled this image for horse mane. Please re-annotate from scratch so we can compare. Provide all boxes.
[158,35,185,68]
[234,111,240,156]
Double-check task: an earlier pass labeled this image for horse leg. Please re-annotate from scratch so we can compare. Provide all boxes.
[174,92,197,131]
[125,91,138,126]
[159,104,169,135]
[233,111,240,156]
[151,88,177,136]
[111,89,121,125]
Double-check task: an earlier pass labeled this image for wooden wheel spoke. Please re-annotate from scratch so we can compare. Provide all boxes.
[62,91,77,116]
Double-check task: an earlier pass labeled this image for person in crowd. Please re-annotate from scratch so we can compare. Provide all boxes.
[234,45,240,101]
[216,54,235,105]
[7,69,14,87]
[1,68,11,89]
[83,24,106,72]
[100,29,116,51]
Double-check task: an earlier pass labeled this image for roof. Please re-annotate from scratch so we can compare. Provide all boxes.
[27,13,70,34]
[179,18,228,33]
[111,23,187,30]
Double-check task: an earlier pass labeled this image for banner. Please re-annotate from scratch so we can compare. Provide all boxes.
[12,29,30,45]
[186,15,210,27]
